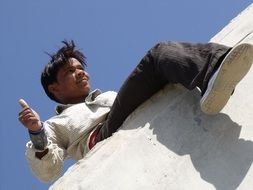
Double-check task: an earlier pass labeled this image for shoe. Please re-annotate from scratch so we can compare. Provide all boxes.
[200,43,253,115]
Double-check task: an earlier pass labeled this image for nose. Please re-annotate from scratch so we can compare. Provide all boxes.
[76,69,84,78]
[76,69,89,80]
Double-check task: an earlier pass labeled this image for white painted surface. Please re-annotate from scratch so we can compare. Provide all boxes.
[50,4,253,190]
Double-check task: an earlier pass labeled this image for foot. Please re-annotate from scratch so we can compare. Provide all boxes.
[200,43,253,115]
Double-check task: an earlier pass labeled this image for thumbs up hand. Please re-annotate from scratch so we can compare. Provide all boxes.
[18,99,42,132]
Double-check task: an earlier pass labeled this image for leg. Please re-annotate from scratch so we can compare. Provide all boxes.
[201,43,253,114]
[95,46,167,142]
[95,41,231,143]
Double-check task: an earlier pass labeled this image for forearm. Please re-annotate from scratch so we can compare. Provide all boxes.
[26,140,65,182]
[28,123,48,151]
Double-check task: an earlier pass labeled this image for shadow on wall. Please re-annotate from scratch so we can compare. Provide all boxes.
[148,89,253,190]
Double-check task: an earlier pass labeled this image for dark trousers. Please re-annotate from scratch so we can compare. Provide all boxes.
[95,41,231,143]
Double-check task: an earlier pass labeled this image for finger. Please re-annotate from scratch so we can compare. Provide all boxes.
[19,113,38,124]
[20,111,34,120]
[18,107,31,116]
[19,99,29,108]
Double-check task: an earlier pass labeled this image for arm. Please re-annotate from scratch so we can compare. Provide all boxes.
[25,135,66,182]
[18,99,48,155]
[18,99,66,182]
[28,125,49,158]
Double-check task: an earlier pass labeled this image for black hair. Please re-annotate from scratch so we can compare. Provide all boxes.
[41,40,87,103]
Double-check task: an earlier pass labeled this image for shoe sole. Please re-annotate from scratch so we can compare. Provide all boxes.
[200,43,253,115]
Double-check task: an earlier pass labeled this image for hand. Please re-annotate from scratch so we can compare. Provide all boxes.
[18,99,42,132]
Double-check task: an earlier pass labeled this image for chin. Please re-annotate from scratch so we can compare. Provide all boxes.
[84,86,91,96]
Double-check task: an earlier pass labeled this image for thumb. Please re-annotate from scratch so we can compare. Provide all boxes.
[19,99,29,108]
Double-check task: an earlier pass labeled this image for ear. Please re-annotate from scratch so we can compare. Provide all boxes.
[48,83,60,97]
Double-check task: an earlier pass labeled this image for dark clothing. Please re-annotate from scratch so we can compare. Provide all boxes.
[95,41,231,143]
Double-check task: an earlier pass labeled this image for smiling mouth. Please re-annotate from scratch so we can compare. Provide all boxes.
[77,78,88,84]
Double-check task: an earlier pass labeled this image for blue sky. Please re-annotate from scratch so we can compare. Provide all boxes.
[0,0,252,189]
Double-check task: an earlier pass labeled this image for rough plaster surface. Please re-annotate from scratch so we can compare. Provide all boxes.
[50,4,253,190]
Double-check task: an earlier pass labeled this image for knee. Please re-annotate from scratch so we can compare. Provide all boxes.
[140,41,176,71]
[150,41,168,52]
[149,41,176,58]
[146,42,167,63]
[147,41,174,64]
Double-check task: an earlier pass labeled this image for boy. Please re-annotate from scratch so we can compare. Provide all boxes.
[19,40,253,182]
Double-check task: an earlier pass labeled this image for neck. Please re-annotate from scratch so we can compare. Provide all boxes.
[61,97,86,105]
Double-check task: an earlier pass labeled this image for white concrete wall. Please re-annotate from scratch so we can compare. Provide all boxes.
[50,4,253,190]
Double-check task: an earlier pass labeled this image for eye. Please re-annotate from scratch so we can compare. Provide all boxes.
[77,65,85,71]
[68,66,76,73]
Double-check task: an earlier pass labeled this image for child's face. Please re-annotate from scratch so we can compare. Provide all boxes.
[49,58,90,104]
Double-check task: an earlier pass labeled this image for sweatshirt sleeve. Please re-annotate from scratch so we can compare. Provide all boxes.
[25,122,67,182]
